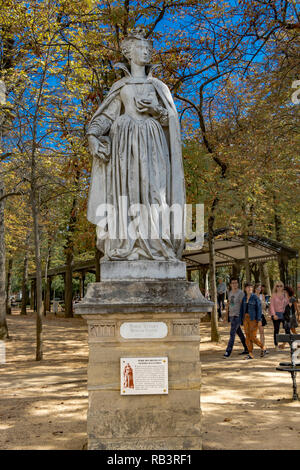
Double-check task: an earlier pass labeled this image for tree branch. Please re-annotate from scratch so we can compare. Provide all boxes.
[0,191,22,203]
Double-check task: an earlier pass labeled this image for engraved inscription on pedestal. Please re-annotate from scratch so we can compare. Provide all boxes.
[89,323,116,338]
[120,322,168,339]
[172,320,199,337]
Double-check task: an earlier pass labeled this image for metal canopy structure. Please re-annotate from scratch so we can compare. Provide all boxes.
[27,227,298,312]
[28,228,298,280]
[29,259,97,279]
[183,228,298,271]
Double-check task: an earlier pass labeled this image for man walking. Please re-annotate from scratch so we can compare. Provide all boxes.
[223,278,248,358]
[217,278,227,321]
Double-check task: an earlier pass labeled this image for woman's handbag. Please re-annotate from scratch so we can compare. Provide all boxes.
[261,313,267,327]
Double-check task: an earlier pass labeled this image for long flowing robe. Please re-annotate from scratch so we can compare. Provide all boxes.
[87,68,185,260]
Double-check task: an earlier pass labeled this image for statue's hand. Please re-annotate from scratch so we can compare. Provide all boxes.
[135,98,157,115]
[88,135,100,157]
[135,99,168,124]
[96,151,110,164]
[88,135,110,163]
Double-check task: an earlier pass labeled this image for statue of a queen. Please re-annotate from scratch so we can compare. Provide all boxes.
[87,28,186,262]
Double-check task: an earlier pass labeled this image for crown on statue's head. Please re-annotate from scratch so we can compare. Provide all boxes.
[127,27,147,40]
[121,27,153,59]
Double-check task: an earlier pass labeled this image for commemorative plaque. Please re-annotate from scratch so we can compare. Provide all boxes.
[120,357,168,395]
[120,322,168,339]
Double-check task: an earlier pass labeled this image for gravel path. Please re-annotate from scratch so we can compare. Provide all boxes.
[0,312,299,450]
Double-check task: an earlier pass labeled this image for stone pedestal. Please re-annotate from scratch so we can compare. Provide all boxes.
[100,259,187,281]
[75,280,213,450]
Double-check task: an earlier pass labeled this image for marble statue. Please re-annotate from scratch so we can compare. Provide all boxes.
[87,29,185,261]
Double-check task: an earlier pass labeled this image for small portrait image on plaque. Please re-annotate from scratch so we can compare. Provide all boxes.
[120,357,168,395]
[123,362,134,389]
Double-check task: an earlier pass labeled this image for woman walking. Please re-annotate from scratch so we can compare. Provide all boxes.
[269,281,289,350]
[239,283,267,359]
[254,284,267,348]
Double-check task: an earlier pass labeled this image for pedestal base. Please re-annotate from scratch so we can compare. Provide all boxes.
[75,280,213,450]
[100,259,187,281]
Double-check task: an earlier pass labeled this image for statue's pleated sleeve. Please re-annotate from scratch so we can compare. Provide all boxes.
[87,96,122,137]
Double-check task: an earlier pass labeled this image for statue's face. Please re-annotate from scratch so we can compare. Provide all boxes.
[130,40,151,66]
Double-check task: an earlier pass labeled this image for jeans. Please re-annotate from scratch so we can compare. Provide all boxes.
[272,316,284,346]
[284,322,291,334]
[226,316,248,355]
[217,293,225,319]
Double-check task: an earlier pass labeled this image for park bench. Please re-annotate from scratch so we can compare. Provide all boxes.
[276,334,300,401]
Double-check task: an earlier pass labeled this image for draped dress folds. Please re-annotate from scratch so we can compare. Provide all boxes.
[87,75,186,261]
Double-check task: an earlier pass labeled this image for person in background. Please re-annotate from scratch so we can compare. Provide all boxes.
[239,283,267,359]
[261,284,270,312]
[269,281,289,350]
[223,277,248,358]
[261,284,268,296]
[217,278,227,322]
[282,286,298,338]
[254,284,267,348]
[53,299,59,316]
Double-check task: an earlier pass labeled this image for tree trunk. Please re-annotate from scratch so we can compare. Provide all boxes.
[199,267,208,296]
[261,262,271,295]
[79,275,82,299]
[30,279,35,311]
[0,178,8,339]
[64,193,78,317]
[5,256,12,315]
[64,251,73,317]
[244,233,251,283]
[95,246,101,282]
[273,193,288,284]
[278,254,288,285]
[259,263,263,283]
[294,259,298,297]
[29,44,52,360]
[31,191,43,361]
[43,244,52,316]
[81,272,86,298]
[251,262,260,284]
[232,261,241,280]
[208,214,220,342]
[198,268,203,295]
[205,270,209,297]
[21,245,29,315]
[45,276,51,314]
[274,194,282,242]
[187,91,224,342]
